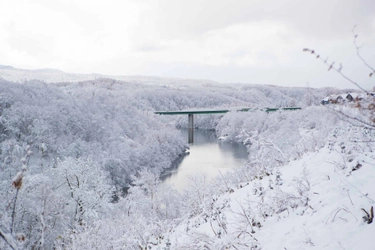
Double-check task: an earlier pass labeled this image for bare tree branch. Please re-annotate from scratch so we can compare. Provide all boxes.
[324,105,375,129]
[10,188,19,237]
[0,229,17,250]
[303,48,369,93]
[352,26,375,76]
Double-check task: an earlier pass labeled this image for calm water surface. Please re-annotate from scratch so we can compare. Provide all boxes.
[162,129,248,191]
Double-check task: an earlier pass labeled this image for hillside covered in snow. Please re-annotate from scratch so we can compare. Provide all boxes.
[154,107,375,249]
[0,72,373,249]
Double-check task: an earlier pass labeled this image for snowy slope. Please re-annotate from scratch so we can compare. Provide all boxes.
[62,106,375,250]
[149,107,375,249]
[256,147,375,250]
[0,69,370,249]
[156,143,374,249]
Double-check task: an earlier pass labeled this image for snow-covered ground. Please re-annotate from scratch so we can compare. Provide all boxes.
[63,105,375,250]
[0,70,373,249]
[158,143,375,249]
[148,107,375,250]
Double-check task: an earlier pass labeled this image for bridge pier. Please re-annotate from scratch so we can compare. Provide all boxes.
[188,114,194,143]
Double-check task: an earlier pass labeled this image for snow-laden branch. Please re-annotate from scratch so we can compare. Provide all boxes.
[302,48,369,93]
[0,229,17,250]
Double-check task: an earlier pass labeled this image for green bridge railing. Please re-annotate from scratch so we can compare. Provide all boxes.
[154,107,301,115]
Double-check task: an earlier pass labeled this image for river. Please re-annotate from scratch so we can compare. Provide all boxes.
[162,129,248,191]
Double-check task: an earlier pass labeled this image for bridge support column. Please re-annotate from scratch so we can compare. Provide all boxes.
[188,114,194,143]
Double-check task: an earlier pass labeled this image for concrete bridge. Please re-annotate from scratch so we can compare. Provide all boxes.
[155,107,301,143]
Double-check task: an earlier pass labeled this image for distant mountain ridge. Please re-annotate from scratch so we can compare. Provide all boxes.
[0,64,219,86]
[0,64,360,100]
[0,64,102,83]
[0,64,64,73]
[0,64,15,70]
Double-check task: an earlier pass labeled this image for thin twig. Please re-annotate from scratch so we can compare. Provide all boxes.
[347,190,354,207]
[10,189,19,235]
[0,229,17,250]
[303,48,369,93]
[325,105,375,129]
[338,241,347,250]
[218,170,230,192]
[341,176,375,203]
[352,26,375,74]
[327,207,358,224]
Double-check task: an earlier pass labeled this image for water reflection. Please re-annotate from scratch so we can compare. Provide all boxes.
[162,129,248,191]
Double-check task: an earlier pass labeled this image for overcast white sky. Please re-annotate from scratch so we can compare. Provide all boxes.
[0,0,374,88]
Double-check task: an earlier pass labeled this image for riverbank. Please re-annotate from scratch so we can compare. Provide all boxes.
[152,128,375,249]
[161,129,248,191]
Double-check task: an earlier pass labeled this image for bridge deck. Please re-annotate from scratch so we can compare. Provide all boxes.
[154,107,301,115]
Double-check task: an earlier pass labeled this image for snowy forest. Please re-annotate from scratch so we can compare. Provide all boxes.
[0,66,374,249]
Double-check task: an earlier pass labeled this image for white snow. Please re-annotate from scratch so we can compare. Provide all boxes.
[154,143,375,249]
[0,70,373,249]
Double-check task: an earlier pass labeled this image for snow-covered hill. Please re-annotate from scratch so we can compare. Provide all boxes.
[158,143,374,249]
[153,106,375,249]
[0,72,372,249]
[0,64,97,83]
[65,105,375,250]
[0,64,217,86]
